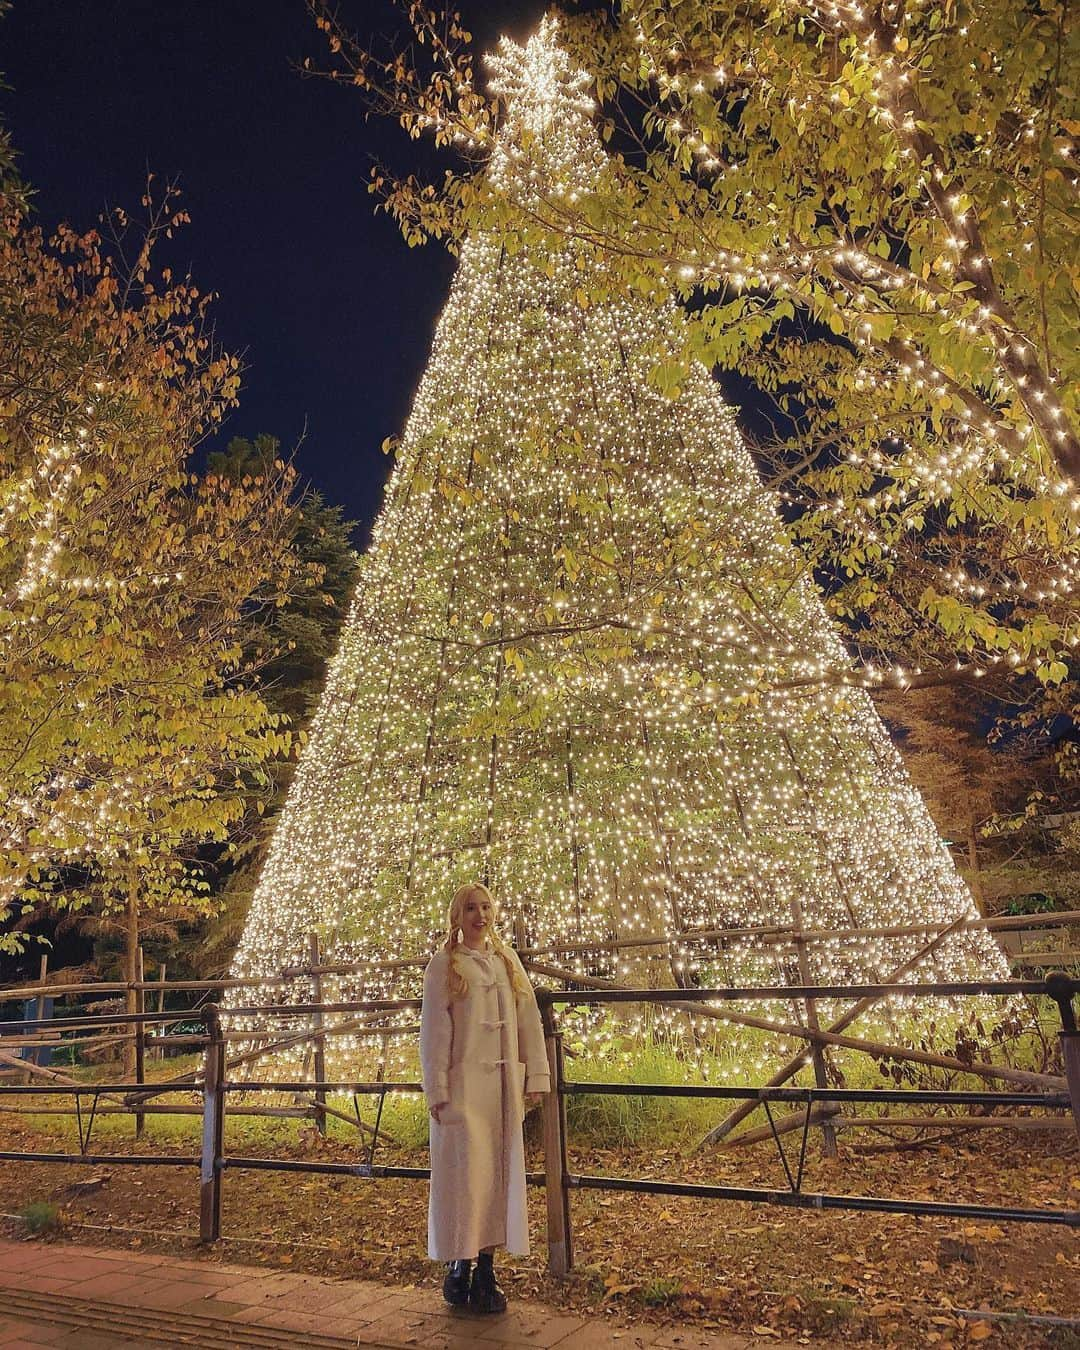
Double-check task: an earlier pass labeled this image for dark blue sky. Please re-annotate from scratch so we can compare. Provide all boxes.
[2,0,546,535]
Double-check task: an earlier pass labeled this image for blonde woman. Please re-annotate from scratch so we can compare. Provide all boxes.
[419,882,549,1314]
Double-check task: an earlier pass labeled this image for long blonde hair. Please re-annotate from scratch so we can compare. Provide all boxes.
[444,882,531,1000]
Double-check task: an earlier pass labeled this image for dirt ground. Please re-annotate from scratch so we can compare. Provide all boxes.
[1,1112,1077,1347]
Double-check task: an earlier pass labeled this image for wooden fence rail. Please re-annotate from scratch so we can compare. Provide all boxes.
[0,976,1077,1266]
[5,911,1077,1006]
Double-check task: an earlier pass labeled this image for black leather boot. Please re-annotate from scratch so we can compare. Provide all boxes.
[468,1252,507,1314]
[442,1259,472,1306]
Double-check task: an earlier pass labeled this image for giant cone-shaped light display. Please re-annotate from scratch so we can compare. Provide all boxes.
[230,21,1004,1057]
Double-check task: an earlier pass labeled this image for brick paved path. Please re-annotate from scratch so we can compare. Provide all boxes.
[0,1237,812,1349]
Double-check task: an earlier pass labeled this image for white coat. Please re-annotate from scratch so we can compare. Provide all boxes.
[419,941,550,1261]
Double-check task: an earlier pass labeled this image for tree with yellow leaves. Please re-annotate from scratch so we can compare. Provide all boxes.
[305,0,1078,770]
[0,184,304,1015]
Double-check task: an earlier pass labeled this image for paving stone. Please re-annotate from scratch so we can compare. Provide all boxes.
[471,1306,591,1345]
[56,1334,137,1350]
[349,1322,488,1350]
[120,1277,212,1309]
[249,1305,352,1336]
[0,1246,58,1275]
[361,1306,453,1343]
[203,1276,289,1306]
[25,1257,119,1284]
[202,1301,252,1318]
[0,1273,68,1296]
[57,1270,156,1301]
[0,1319,69,1348]
[281,1288,410,1326]
[0,1235,828,1350]
[553,1322,664,1349]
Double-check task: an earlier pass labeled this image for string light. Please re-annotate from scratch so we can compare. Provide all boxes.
[228,19,1006,1076]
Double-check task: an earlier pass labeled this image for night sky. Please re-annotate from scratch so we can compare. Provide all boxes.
[1,0,548,536]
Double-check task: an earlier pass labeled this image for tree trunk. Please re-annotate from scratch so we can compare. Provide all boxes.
[966,814,986,915]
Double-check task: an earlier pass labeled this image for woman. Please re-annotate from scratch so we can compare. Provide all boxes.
[419,882,549,1314]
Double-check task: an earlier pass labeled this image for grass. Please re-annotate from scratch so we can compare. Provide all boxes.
[19,1201,60,1235]
[640,1275,683,1307]
[797,1290,857,1335]
[6,999,1066,1155]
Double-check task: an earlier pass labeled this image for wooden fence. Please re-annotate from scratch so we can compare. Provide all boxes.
[0,967,1077,1268]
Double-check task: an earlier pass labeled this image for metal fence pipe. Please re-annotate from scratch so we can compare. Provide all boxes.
[222,1080,423,1094]
[568,1174,1080,1227]
[0,1083,205,1096]
[0,1151,196,1166]
[543,979,1064,1005]
[0,1010,209,1034]
[559,1083,1069,1107]
[220,1157,430,1180]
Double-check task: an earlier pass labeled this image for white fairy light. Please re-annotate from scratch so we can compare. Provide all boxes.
[228,19,1006,1076]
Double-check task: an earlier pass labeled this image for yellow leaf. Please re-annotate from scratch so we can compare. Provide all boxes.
[968,1323,993,1341]
[481,612,495,629]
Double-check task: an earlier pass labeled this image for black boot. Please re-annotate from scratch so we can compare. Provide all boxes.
[468,1252,507,1315]
[442,1259,472,1306]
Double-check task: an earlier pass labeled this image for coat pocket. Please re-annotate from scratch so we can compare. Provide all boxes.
[437,1062,466,1125]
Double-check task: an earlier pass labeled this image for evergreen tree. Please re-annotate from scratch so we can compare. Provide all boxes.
[191,436,360,976]
[208,436,360,725]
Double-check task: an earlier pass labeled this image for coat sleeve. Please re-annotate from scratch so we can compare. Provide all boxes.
[419,953,452,1108]
[511,951,551,1094]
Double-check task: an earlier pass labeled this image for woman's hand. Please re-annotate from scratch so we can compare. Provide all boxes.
[430,1100,450,1123]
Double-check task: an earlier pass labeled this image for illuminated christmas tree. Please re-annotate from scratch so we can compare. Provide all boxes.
[230,21,1004,1060]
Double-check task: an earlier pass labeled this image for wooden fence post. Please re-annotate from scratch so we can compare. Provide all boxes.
[134,947,146,1138]
[23,954,48,1085]
[156,963,167,1062]
[199,1004,225,1244]
[308,933,327,1136]
[1046,973,1080,1147]
[541,1006,573,1276]
[790,899,837,1158]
